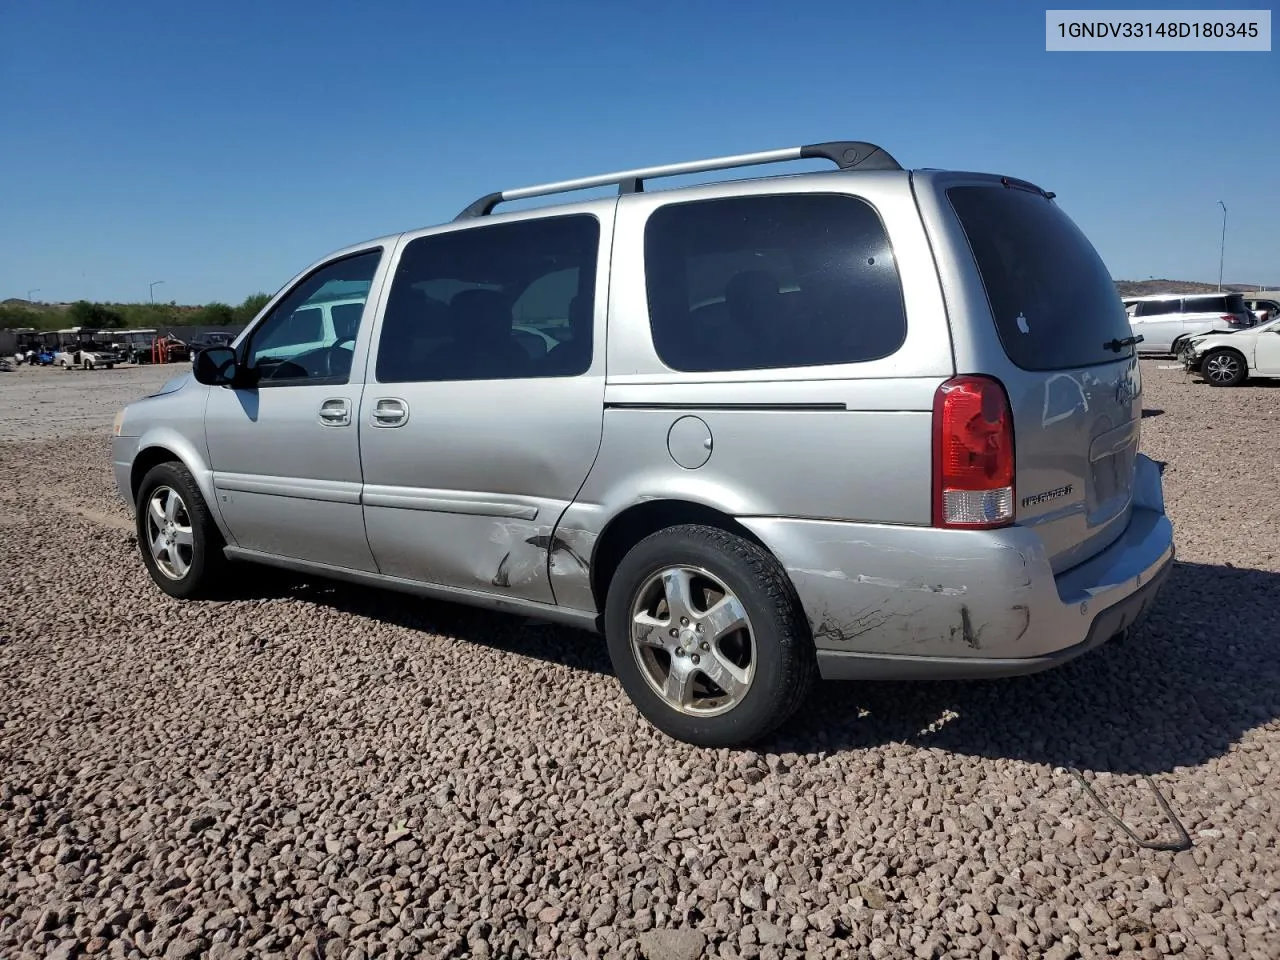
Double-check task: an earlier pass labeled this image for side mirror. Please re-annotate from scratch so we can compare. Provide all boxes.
[192,346,240,386]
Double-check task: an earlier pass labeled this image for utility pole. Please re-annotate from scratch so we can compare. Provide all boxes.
[27,288,40,302]
[1217,201,1227,291]
[150,280,165,303]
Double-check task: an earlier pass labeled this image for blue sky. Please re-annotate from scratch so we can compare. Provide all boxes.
[2,0,1276,304]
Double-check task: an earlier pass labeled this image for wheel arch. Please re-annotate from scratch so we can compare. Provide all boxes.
[129,431,231,543]
[588,498,774,614]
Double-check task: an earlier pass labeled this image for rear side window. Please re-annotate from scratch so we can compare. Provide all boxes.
[1183,295,1227,313]
[948,185,1133,370]
[644,194,907,372]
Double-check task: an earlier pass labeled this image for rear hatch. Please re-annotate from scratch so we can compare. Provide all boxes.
[947,182,1143,574]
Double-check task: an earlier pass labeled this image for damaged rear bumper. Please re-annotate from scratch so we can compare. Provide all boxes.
[740,453,1175,682]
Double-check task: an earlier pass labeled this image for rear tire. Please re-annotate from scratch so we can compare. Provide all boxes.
[1202,349,1247,387]
[135,462,229,599]
[603,524,816,748]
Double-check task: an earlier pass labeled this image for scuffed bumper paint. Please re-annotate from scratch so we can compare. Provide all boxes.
[741,453,1174,680]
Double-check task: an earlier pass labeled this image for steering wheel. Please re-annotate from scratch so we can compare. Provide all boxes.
[278,339,356,380]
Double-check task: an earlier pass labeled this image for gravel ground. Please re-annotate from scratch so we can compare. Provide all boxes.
[1,358,1278,960]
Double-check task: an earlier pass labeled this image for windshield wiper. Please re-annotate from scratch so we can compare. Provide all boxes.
[1104,335,1144,352]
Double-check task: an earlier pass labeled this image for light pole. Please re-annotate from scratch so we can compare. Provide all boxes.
[27,288,40,302]
[1217,201,1227,291]
[149,280,165,303]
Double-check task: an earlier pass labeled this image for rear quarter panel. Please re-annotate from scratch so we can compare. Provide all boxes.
[556,172,956,610]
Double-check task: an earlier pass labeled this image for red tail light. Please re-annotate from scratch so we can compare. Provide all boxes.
[1224,314,1245,327]
[932,375,1015,529]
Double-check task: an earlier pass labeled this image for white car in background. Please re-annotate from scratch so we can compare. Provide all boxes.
[1123,292,1255,355]
[54,348,115,370]
[1179,314,1280,386]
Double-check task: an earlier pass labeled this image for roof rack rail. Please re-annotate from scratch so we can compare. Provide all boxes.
[454,140,901,220]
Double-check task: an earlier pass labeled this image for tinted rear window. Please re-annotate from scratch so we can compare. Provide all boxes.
[644,193,907,372]
[948,185,1133,370]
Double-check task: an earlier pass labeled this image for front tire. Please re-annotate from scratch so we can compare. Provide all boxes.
[1202,349,1247,387]
[603,524,816,748]
[135,462,229,599]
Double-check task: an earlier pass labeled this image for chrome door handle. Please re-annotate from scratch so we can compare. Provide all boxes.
[318,398,350,426]
[371,398,408,427]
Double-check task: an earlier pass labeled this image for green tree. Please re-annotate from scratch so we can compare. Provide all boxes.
[192,302,235,326]
[68,300,125,328]
[234,292,272,325]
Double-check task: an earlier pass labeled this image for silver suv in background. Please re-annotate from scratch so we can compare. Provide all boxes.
[1124,292,1255,355]
[1243,293,1280,324]
[112,140,1174,747]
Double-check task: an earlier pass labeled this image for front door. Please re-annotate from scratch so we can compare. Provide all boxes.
[205,247,388,571]
[358,210,611,604]
[1253,324,1280,375]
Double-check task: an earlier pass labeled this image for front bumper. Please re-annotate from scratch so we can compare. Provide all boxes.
[741,453,1175,681]
[112,436,139,517]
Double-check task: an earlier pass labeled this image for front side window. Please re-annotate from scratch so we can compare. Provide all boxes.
[644,193,908,373]
[245,249,382,385]
[376,215,600,383]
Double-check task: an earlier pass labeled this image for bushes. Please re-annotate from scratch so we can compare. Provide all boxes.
[0,292,273,331]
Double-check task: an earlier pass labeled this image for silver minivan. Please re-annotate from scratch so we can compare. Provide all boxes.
[112,140,1175,747]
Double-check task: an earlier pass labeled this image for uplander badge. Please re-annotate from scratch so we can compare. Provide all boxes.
[1022,484,1073,508]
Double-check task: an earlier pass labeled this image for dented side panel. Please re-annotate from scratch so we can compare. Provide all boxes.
[355,199,616,605]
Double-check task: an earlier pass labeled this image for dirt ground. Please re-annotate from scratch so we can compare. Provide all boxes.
[1,358,1277,960]
[0,363,183,441]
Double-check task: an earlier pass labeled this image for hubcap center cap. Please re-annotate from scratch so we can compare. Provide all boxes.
[678,627,699,653]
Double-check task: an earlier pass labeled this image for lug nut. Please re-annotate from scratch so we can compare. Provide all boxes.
[695,623,703,633]
[700,642,709,651]
[680,617,689,626]
[691,654,700,664]
[669,628,678,637]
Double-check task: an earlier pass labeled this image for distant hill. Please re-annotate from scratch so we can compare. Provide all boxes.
[1114,279,1270,298]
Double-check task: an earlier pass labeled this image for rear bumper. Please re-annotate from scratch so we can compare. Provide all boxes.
[740,453,1175,681]
[814,551,1169,680]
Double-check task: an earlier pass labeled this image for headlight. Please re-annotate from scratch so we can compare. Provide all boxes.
[112,409,126,437]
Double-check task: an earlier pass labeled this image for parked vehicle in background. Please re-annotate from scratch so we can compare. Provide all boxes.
[110,139,1174,747]
[1178,313,1280,386]
[54,347,115,370]
[1243,293,1280,324]
[1124,292,1255,355]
